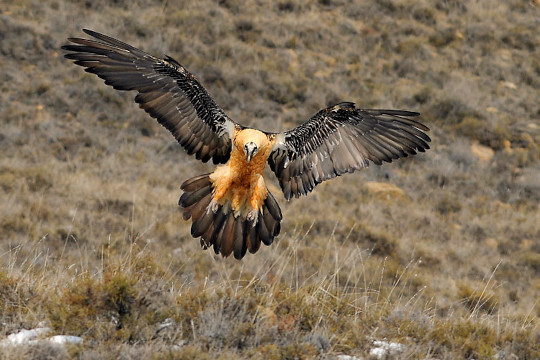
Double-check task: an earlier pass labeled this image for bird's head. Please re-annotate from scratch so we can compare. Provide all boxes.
[244,141,259,163]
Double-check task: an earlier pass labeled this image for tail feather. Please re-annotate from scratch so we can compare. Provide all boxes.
[198,202,223,249]
[180,173,212,192]
[220,214,236,257]
[182,192,212,221]
[209,208,227,253]
[246,225,261,254]
[179,174,282,259]
[191,207,214,237]
[265,191,282,221]
[262,207,278,238]
[213,210,229,254]
[257,214,271,246]
[179,184,212,208]
[233,218,247,260]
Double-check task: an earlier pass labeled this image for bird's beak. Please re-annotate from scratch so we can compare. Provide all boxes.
[244,142,259,163]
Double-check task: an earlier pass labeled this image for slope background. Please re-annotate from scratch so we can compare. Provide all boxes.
[0,0,538,358]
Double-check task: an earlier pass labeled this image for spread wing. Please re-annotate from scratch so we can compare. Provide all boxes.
[268,102,431,200]
[62,29,237,164]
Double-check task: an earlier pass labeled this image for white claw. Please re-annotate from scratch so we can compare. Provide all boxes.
[208,200,220,213]
[246,209,258,222]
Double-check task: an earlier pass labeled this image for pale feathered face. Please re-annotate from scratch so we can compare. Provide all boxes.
[244,142,259,163]
[234,129,271,163]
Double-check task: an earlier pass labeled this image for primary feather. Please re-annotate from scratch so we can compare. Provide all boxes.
[269,102,430,199]
[62,29,236,164]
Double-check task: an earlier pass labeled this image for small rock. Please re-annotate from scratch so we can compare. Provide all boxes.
[48,335,83,345]
[502,140,512,154]
[364,181,408,199]
[1,328,83,347]
[156,318,175,332]
[337,355,363,360]
[3,328,51,345]
[369,340,404,359]
[502,81,517,89]
[470,142,494,162]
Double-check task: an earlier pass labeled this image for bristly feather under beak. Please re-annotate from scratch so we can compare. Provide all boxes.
[244,142,259,163]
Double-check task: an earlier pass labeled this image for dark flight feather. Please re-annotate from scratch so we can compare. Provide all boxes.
[179,174,281,259]
[62,29,236,164]
[269,102,431,199]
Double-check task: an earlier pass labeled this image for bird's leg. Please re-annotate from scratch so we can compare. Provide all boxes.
[209,165,233,203]
[247,174,268,223]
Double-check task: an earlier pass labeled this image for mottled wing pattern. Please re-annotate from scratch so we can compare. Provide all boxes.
[62,29,236,164]
[269,102,431,199]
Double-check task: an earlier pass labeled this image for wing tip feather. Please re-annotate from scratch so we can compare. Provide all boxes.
[270,103,431,199]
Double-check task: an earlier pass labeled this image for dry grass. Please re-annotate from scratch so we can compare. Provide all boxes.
[0,0,538,359]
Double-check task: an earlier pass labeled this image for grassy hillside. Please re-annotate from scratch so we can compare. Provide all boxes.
[0,0,538,358]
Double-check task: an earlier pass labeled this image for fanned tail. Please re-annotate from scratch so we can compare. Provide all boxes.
[179,174,282,259]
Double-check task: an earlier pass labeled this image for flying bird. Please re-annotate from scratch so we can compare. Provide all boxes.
[62,29,431,260]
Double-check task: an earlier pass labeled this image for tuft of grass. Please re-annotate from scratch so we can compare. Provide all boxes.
[430,320,497,359]
[457,282,498,315]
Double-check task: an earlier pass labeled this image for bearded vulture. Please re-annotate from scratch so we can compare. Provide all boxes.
[62,29,431,259]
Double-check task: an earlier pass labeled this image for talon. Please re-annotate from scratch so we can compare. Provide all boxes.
[209,200,220,213]
[247,209,258,222]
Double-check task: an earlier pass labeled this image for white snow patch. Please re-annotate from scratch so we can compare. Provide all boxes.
[48,335,84,345]
[369,340,404,359]
[156,317,175,332]
[3,327,51,345]
[1,328,83,347]
[337,355,362,360]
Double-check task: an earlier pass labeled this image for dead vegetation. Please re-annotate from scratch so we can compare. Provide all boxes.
[0,0,538,358]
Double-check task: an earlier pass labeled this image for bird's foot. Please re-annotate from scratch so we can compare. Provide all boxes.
[208,200,220,213]
[246,209,259,223]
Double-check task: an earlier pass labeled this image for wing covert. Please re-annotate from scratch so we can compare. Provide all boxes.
[62,29,237,164]
[268,102,431,200]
